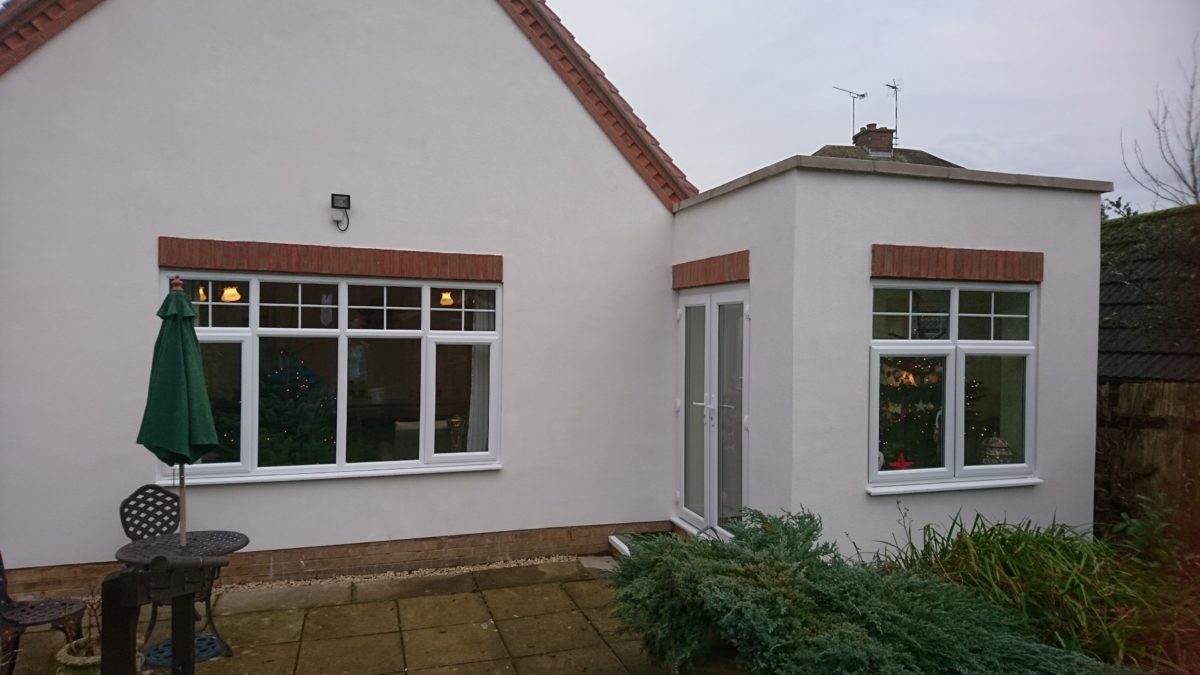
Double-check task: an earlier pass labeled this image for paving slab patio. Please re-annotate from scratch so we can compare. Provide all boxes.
[4,557,677,675]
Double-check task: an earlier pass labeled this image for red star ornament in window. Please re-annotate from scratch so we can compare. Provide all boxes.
[887,452,915,470]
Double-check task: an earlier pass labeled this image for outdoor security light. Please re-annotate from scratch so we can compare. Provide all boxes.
[331,193,351,232]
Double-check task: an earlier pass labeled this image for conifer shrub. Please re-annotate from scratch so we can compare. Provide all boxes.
[609,510,1109,674]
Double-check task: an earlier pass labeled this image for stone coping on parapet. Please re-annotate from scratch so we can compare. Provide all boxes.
[674,154,1113,212]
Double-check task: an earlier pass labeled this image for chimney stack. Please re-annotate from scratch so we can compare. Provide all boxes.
[852,122,895,156]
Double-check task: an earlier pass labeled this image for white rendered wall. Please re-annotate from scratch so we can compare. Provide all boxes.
[672,173,797,517]
[790,171,1100,552]
[0,1,676,567]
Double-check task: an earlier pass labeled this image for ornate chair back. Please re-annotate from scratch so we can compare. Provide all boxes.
[119,484,180,542]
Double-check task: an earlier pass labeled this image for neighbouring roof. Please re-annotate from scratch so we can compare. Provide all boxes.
[675,154,1113,212]
[813,144,962,168]
[1,0,698,211]
[1099,204,1200,382]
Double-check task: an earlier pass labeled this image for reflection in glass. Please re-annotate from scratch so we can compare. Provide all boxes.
[199,343,241,464]
[347,339,421,462]
[258,337,336,466]
[717,304,743,526]
[873,315,908,339]
[959,291,991,314]
[434,344,490,454]
[878,356,946,471]
[683,306,706,516]
[912,289,950,313]
[873,288,909,313]
[964,356,1026,465]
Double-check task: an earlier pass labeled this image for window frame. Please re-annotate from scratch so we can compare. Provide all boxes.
[868,279,1037,488]
[158,271,502,484]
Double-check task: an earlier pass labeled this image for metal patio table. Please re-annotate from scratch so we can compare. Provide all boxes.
[115,530,248,662]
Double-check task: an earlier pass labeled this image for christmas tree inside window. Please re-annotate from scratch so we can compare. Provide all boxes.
[878,356,946,470]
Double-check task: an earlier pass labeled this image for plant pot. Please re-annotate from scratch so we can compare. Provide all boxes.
[55,637,144,675]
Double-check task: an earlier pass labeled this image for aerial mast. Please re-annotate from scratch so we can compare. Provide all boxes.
[885,79,901,145]
[832,86,867,136]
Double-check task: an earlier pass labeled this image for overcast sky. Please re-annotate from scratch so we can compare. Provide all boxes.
[550,0,1200,211]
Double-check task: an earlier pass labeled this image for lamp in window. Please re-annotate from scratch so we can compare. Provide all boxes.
[220,285,242,303]
[439,291,455,307]
[197,286,208,302]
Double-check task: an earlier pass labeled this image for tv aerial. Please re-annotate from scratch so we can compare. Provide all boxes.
[885,79,902,144]
[833,86,867,136]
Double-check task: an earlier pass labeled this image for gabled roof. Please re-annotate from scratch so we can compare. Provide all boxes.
[495,0,696,209]
[1099,204,1200,382]
[812,144,961,168]
[0,0,698,211]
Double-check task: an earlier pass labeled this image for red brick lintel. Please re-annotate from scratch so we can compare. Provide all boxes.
[871,244,1043,283]
[672,250,750,290]
[159,237,503,282]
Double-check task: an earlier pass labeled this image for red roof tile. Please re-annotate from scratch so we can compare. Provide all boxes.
[0,0,104,79]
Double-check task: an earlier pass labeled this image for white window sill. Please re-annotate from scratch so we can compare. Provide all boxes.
[157,462,501,487]
[866,476,1042,496]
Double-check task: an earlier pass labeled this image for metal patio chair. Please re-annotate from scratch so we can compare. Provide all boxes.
[0,550,85,675]
[119,484,188,644]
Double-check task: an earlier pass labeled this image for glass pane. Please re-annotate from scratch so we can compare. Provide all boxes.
[994,292,1029,316]
[349,308,385,330]
[873,289,909,313]
[683,306,706,517]
[258,337,337,466]
[300,306,338,329]
[185,279,211,305]
[873,315,908,340]
[433,288,459,309]
[994,317,1029,340]
[911,315,949,340]
[386,309,420,331]
[464,289,496,310]
[717,304,743,525]
[964,356,1027,466]
[347,339,421,462]
[198,343,241,464]
[434,344,490,454]
[878,356,946,471]
[348,285,385,307]
[960,291,991,314]
[260,282,298,305]
[959,316,991,340]
[211,305,249,328]
[213,283,247,306]
[387,287,421,308]
[300,283,337,305]
[430,310,462,331]
[260,305,298,328]
[464,311,497,332]
[912,289,950,313]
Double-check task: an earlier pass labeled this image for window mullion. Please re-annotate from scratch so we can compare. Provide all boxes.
[335,282,348,468]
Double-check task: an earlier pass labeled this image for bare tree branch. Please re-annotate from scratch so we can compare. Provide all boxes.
[1122,35,1200,206]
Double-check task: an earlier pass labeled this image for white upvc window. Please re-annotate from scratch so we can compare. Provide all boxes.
[161,272,501,484]
[868,281,1037,490]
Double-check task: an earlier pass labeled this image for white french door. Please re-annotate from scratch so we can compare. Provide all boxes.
[677,287,748,534]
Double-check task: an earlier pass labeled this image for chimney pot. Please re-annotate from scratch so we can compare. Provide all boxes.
[866,123,876,130]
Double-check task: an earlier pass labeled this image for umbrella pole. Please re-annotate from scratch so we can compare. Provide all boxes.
[179,464,188,546]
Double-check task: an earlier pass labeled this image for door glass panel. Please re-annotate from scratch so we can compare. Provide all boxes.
[683,306,706,517]
[717,303,743,525]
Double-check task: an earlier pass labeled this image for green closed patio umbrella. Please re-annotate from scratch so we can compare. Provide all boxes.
[136,275,218,545]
